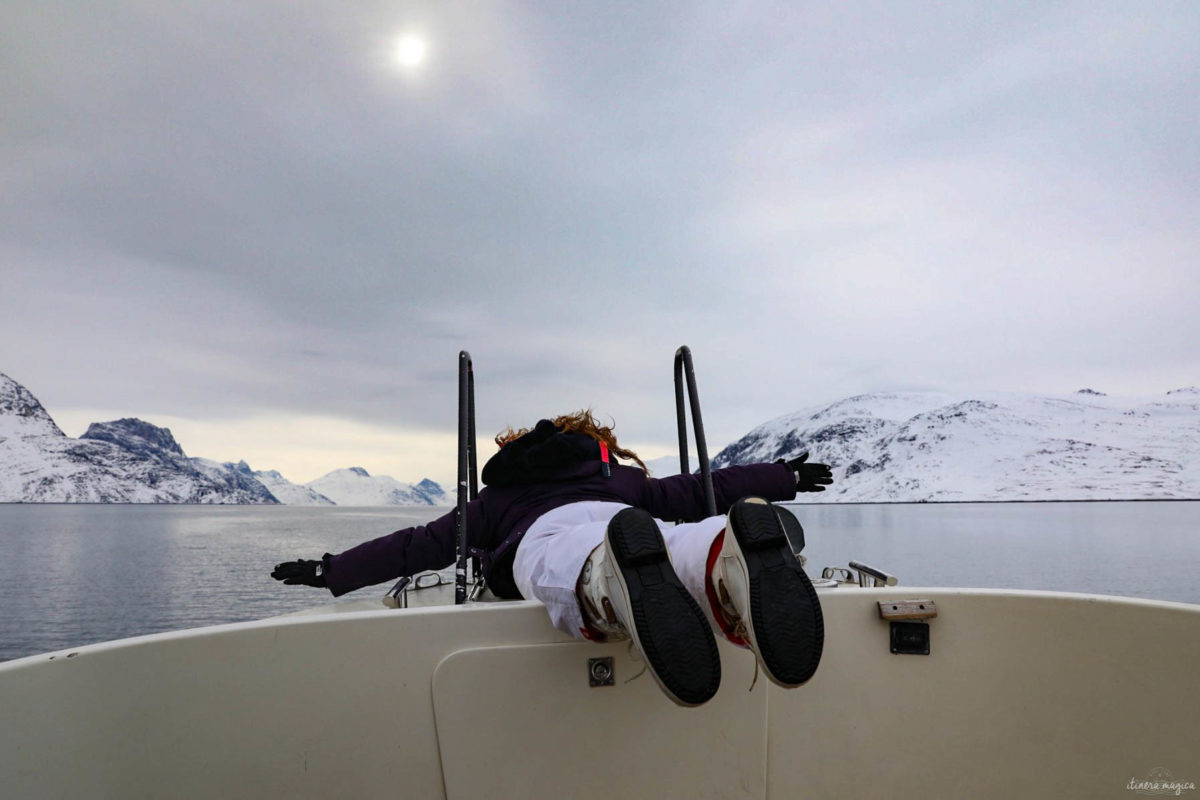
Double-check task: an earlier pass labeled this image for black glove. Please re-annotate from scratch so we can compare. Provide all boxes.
[271,559,327,588]
[777,452,833,493]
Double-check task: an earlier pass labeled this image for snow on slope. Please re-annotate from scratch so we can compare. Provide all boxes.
[242,465,335,505]
[0,373,65,438]
[305,467,447,506]
[713,389,1200,502]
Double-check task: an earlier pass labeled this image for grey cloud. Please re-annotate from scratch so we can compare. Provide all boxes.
[2,1,1198,466]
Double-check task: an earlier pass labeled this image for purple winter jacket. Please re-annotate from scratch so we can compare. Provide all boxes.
[323,460,798,599]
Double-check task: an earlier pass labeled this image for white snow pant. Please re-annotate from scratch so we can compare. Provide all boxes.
[513,501,727,640]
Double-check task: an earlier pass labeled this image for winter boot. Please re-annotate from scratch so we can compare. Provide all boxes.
[709,497,824,687]
[578,507,721,707]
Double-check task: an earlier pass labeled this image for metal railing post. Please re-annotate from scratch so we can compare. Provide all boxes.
[455,350,474,605]
[467,360,480,582]
[468,365,478,501]
[673,346,716,518]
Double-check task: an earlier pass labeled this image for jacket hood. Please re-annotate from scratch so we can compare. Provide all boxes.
[481,419,601,488]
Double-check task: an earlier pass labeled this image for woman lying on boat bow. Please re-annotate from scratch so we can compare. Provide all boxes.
[272,410,832,707]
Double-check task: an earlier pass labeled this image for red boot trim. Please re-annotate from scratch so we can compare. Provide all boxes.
[705,530,750,648]
[579,626,604,643]
[576,575,610,643]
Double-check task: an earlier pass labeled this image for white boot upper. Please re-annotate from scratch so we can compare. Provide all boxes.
[710,497,770,645]
[577,543,630,641]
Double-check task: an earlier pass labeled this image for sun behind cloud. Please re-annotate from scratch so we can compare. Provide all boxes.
[394,33,429,69]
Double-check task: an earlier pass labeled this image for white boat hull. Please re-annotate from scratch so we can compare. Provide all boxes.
[2,587,1197,798]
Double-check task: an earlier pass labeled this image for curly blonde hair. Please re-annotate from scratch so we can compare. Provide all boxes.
[494,409,648,474]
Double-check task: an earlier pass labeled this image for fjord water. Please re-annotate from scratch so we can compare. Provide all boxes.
[1,501,1197,662]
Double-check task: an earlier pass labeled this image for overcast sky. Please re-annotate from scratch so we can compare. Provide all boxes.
[2,1,1197,487]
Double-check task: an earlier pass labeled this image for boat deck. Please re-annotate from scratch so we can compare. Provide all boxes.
[2,586,1197,798]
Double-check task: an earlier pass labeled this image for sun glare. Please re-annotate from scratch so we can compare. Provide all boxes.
[394,34,428,69]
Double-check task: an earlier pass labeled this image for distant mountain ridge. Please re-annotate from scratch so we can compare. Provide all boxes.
[7,370,1196,504]
[713,389,1200,502]
[0,372,446,505]
[227,462,334,506]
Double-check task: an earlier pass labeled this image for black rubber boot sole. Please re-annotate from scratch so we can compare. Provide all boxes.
[726,498,824,687]
[606,507,721,707]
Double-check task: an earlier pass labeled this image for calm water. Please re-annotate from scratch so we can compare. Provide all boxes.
[1,501,1197,662]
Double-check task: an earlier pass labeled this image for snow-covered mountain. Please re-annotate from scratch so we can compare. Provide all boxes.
[0,372,449,505]
[0,374,278,503]
[413,478,448,504]
[12,368,1193,504]
[305,467,448,506]
[712,389,1200,502]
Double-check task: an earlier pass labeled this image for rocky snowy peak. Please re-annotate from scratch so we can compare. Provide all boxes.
[80,418,186,457]
[0,374,277,503]
[713,390,1200,502]
[0,372,65,438]
[189,458,278,504]
[414,478,447,504]
[306,467,447,506]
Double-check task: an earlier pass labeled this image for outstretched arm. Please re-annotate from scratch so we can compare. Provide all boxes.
[638,462,799,522]
[637,455,834,522]
[270,499,484,597]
